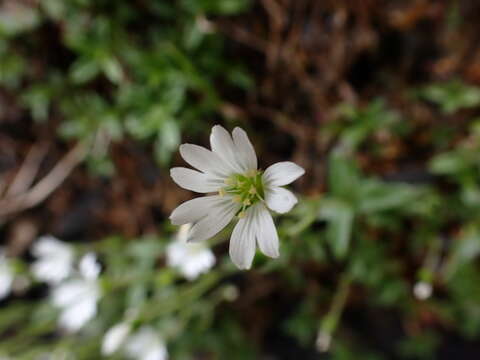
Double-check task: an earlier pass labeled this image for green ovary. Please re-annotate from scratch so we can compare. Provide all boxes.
[219,170,265,217]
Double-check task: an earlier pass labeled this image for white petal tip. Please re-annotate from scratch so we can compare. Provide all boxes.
[234,262,251,270]
[169,216,182,226]
[232,127,244,134]
[262,250,279,259]
[178,143,193,156]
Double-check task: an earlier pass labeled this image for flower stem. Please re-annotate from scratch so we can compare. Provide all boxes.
[317,273,352,351]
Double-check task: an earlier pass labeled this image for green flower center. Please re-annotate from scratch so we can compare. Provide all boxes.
[219,170,264,218]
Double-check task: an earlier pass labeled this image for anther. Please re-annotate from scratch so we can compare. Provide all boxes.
[238,211,246,218]
[218,188,226,197]
[233,195,242,203]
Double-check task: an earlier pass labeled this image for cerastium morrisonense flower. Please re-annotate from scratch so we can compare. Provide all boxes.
[169,125,304,269]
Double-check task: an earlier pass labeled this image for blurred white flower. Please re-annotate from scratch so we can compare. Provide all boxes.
[0,251,13,300]
[125,326,168,360]
[51,253,101,332]
[315,331,331,352]
[166,224,215,280]
[102,322,132,356]
[169,125,305,269]
[31,236,74,285]
[413,281,432,300]
[78,252,101,280]
[35,350,72,360]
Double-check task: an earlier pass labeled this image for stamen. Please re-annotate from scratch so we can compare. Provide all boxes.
[223,171,264,211]
[238,211,246,218]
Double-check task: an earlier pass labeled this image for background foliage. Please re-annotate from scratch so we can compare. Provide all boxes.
[1,0,480,359]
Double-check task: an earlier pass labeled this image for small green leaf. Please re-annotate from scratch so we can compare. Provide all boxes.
[358,180,420,214]
[319,199,354,259]
[328,152,360,202]
[70,58,100,84]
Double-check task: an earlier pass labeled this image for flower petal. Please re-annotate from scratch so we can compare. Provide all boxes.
[52,280,88,307]
[255,204,279,258]
[187,199,240,243]
[229,208,256,269]
[170,167,221,193]
[102,322,131,355]
[32,236,72,258]
[125,327,168,360]
[265,186,298,214]
[79,253,100,280]
[0,258,12,300]
[210,125,243,173]
[31,236,73,284]
[58,296,97,332]
[169,196,220,225]
[179,144,232,177]
[232,127,257,171]
[181,249,215,280]
[263,161,305,186]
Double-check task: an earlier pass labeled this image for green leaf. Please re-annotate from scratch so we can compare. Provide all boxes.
[430,152,469,175]
[181,0,251,15]
[70,58,100,84]
[154,119,181,165]
[358,180,420,214]
[101,57,123,84]
[328,152,360,202]
[445,225,480,277]
[338,99,399,151]
[319,199,354,259]
[418,80,480,114]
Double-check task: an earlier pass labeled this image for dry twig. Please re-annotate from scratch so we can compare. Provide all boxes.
[0,143,87,219]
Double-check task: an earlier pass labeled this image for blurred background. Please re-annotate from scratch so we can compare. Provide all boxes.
[1,0,480,359]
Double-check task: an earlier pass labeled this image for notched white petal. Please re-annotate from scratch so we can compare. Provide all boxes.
[187,199,240,243]
[179,143,232,177]
[232,127,257,171]
[229,209,256,270]
[169,196,220,225]
[210,125,243,173]
[170,167,220,193]
[255,204,279,258]
[265,186,298,214]
[263,161,305,187]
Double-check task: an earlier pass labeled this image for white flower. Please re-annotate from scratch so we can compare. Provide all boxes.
[102,322,132,356]
[51,253,101,332]
[315,330,332,352]
[169,125,304,269]
[413,281,432,300]
[166,223,215,280]
[31,236,74,285]
[0,251,13,300]
[125,326,168,360]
